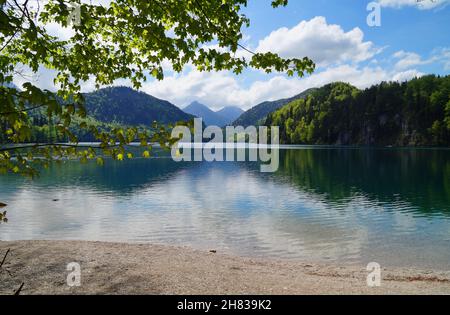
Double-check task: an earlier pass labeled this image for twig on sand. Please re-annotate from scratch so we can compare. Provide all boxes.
[14,283,24,295]
[0,248,10,268]
[0,249,13,277]
[0,249,25,294]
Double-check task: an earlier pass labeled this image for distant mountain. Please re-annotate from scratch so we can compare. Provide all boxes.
[217,106,244,124]
[233,89,316,127]
[183,101,239,126]
[84,86,193,125]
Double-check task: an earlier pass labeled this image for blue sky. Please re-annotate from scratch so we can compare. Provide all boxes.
[15,0,450,110]
[141,0,450,110]
[245,0,449,72]
[245,0,449,63]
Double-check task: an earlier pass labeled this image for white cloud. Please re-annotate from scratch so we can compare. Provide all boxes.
[139,64,423,111]
[13,60,425,111]
[377,0,450,10]
[11,13,438,112]
[393,51,430,70]
[12,63,100,93]
[392,69,424,81]
[31,0,111,41]
[255,17,378,67]
[393,48,450,70]
[43,23,73,41]
[433,48,450,70]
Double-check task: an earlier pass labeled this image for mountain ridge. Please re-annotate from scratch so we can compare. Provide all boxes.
[216,106,244,124]
[183,101,243,126]
[84,86,194,126]
[232,88,316,127]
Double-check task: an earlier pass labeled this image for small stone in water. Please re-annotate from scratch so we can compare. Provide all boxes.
[209,250,217,254]
[0,202,7,207]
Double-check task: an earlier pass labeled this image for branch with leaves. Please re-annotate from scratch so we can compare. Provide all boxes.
[1,0,315,176]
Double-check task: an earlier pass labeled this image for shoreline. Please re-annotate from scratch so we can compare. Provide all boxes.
[1,240,449,295]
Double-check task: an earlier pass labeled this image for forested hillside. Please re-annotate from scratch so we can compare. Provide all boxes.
[84,87,193,125]
[0,86,193,143]
[3,77,448,146]
[233,89,316,127]
[265,75,450,146]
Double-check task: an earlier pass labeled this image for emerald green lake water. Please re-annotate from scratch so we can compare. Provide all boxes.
[1,147,449,269]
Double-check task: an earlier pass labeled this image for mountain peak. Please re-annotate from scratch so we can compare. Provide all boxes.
[184,101,210,111]
[183,102,243,126]
[217,106,244,123]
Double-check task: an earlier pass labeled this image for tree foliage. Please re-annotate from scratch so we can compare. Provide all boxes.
[16,86,195,143]
[266,75,450,146]
[0,0,315,176]
[84,87,193,126]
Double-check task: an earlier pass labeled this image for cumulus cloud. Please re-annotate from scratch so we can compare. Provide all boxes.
[433,47,450,70]
[44,22,75,41]
[11,12,437,111]
[392,69,424,81]
[393,51,431,70]
[255,17,378,67]
[13,59,426,111]
[139,64,423,110]
[393,48,450,70]
[377,0,450,10]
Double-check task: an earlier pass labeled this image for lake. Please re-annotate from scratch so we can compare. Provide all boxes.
[1,147,449,270]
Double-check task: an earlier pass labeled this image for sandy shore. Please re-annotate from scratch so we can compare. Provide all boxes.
[1,240,449,295]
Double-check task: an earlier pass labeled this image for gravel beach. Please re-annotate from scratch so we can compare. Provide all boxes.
[1,240,449,295]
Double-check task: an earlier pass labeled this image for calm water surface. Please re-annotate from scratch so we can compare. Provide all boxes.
[1,147,449,269]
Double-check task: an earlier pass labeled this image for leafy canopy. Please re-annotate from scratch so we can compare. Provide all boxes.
[0,0,315,176]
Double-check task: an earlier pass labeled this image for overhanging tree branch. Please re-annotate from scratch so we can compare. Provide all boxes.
[0,143,122,152]
[0,103,48,116]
